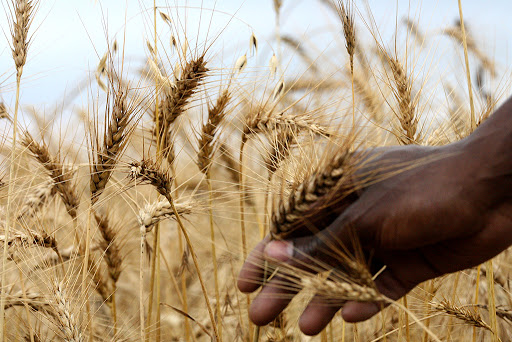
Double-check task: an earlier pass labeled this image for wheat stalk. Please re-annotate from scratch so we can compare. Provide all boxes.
[3,2,38,334]
[128,158,219,340]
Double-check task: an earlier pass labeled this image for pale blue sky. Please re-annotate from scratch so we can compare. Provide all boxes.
[1,1,511,107]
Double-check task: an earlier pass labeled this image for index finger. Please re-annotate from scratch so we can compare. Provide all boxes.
[237,236,270,293]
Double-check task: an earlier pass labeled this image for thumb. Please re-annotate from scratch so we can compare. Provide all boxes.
[264,202,373,272]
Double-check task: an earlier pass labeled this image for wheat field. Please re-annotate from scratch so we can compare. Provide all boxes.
[0,0,511,341]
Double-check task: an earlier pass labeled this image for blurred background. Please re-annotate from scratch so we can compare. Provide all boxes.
[0,0,511,108]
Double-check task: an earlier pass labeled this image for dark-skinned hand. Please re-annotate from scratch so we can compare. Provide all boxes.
[238,97,512,336]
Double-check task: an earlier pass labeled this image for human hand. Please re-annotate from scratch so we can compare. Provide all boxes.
[238,142,512,335]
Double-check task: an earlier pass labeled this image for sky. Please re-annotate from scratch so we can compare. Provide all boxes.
[0,0,511,109]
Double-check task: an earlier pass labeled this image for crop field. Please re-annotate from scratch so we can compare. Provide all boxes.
[0,0,511,341]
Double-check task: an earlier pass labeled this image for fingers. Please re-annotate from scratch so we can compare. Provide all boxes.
[249,272,301,326]
[237,237,270,293]
[342,301,381,322]
[299,295,343,335]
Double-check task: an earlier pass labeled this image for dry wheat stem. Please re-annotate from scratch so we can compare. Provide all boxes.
[2,2,38,335]
[129,161,219,340]
[197,89,230,342]
[486,260,500,342]
[163,193,220,341]
[456,3,476,130]
[139,222,146,341]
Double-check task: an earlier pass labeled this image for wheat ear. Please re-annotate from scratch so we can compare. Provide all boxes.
[156,56,208,164]
[336,0,356,125]
[90,88,132,204]
[388,57,419,145]
[432,300,492,332]
[17,180,56,220]
[271,149,352,238]
[53,282,83,342]
[21,133,80,220]
[93,211,122,335]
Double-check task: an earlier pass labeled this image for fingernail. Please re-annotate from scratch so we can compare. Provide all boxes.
[264,240,293,262]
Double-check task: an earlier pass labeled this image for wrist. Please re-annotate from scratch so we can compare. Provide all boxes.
[459,101,512,206]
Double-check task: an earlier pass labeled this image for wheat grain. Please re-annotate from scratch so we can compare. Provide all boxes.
[129,159,173,197]
[138,200,194,232]
[388,57,419,145]
[271,149,352,237]
[10,0,37,76]
[197,90,231,174]
[234,54,247,74]
[90,88,133,204]
[17,180,56,220]
[22,132,80,219]
[301,275,381,302]
[53,283,83,342]
[93,211,122,284]
[432,300,492,332]
[336,1,356,74]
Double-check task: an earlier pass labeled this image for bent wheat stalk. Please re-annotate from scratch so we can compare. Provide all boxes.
[129,159,219,341]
